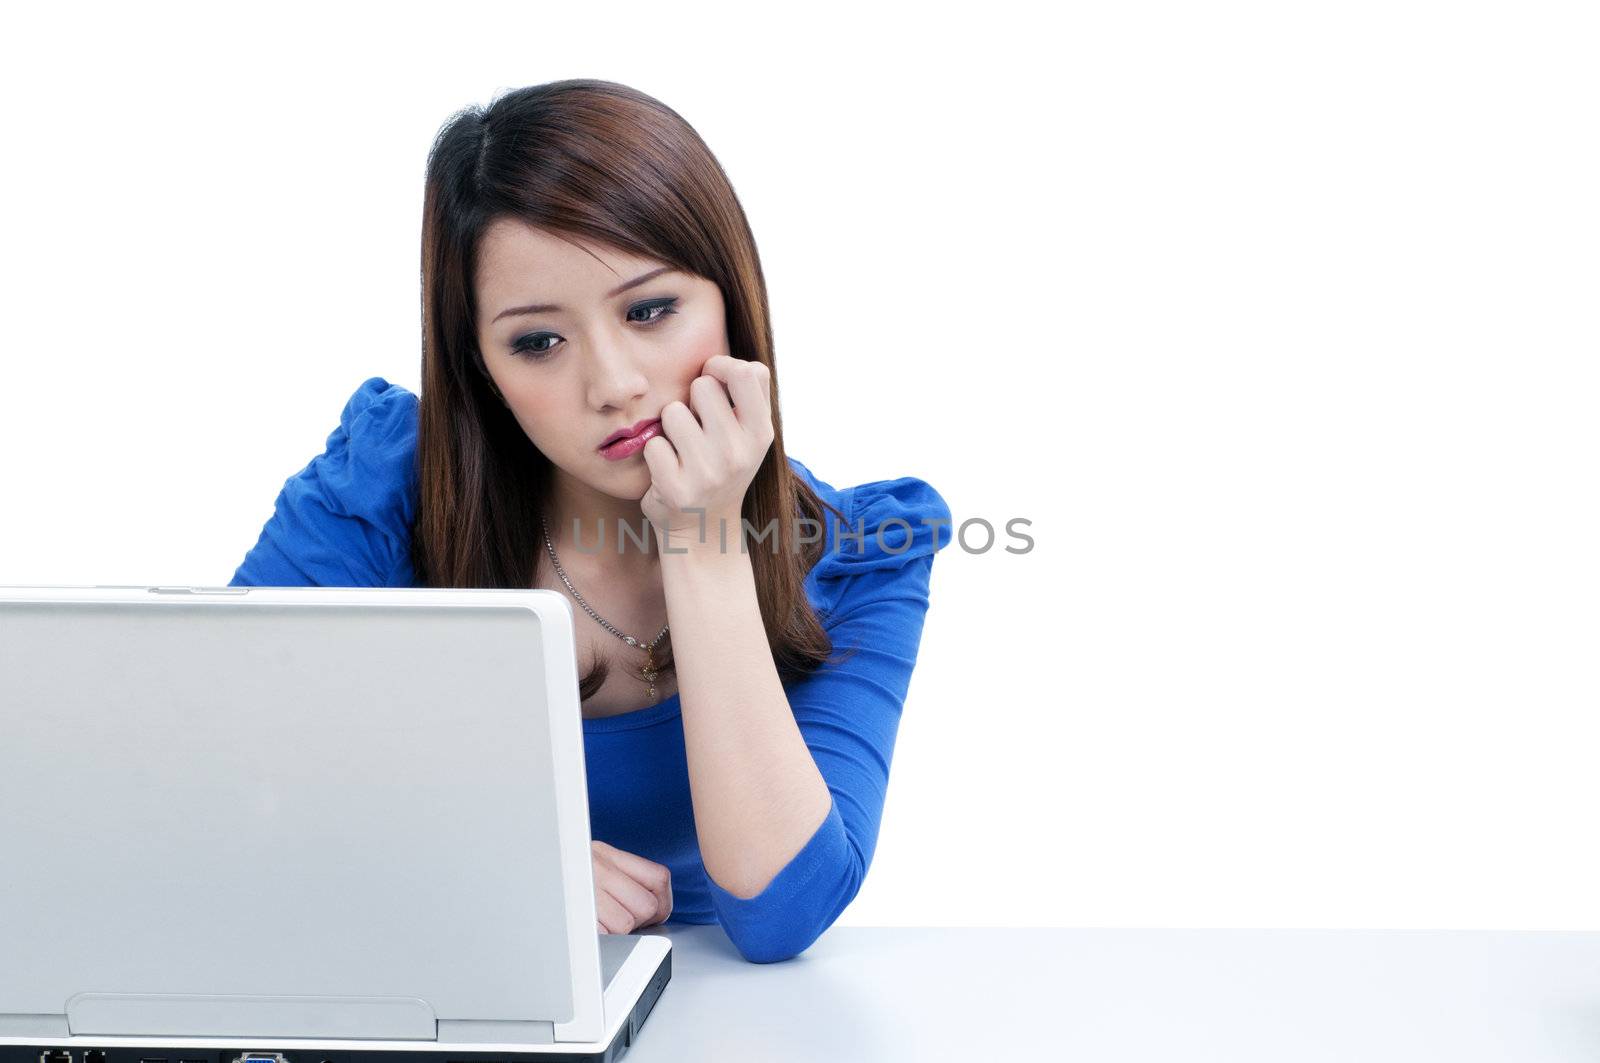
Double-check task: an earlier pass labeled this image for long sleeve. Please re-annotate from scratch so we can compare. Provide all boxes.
[704,473,954,962]
[228,377,419,588]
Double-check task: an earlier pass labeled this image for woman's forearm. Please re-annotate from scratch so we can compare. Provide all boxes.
[660,511,832,899]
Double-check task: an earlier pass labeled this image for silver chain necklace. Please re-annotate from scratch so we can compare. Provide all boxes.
[540,513,670,700]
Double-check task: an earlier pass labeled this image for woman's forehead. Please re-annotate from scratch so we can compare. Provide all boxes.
[481,220,655,271]
[476,221,667,296]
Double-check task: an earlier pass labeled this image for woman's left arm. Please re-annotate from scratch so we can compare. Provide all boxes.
[642,354,833,902]
[641,355,950,963]
[665,532,943,964]
[660,530,834,898]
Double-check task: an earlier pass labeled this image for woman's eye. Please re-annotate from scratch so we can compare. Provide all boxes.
[511,297,678,361]
[512,333,559,358]
[627,298,679,325]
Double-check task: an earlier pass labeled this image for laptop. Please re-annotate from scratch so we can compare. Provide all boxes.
[0,584,672,1063]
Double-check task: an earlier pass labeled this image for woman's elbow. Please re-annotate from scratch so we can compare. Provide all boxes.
[715,838,869,962]
[722,886,860,963]
[726,918,829,964]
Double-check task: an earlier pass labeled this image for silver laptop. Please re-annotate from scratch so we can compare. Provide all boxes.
[0,585,672,1062]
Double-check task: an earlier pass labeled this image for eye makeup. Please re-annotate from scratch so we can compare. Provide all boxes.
[510,297,680,360]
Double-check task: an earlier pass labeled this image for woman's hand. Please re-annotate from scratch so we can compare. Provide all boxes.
[640,354,775,548]
[592,839,673,935]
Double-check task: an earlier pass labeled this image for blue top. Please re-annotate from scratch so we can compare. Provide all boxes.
[228,377,953,963]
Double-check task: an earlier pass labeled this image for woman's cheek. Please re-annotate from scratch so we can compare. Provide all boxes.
[684,314,731,372]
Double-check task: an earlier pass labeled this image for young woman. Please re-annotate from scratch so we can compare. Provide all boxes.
[229,79,952,964]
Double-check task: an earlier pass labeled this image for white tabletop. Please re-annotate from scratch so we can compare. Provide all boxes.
[627,924,1600,1062]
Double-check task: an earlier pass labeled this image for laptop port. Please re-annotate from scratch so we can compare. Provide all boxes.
[40,1052,72,1063]
[84,1053,106,1063]
[234,1055,288,1063]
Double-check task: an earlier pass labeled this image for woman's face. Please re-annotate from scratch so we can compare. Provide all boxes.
[474,218,730,502]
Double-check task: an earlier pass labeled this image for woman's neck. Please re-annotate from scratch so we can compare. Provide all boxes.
[545,476,661,582]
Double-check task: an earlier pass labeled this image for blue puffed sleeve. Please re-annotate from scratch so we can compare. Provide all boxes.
[228,377,419,588]
[704,473,955,962]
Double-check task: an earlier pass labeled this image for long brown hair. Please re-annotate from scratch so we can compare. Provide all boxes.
[411,78,846,700]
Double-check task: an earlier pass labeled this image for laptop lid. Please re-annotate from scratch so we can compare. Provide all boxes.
[0,586,607,1046]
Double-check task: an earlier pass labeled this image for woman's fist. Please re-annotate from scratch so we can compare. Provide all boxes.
[592,839,673,935]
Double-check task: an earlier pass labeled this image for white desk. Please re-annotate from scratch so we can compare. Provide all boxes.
[628,925,1600,1061]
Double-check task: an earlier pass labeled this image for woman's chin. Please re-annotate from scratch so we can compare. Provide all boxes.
[593,459,654,500]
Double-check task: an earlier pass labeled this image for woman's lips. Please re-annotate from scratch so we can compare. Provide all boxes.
[598,419,663,460]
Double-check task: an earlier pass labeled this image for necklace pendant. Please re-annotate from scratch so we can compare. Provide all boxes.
[640,646,659,697]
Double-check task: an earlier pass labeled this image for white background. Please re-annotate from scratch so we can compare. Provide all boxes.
[2,1,1595,929]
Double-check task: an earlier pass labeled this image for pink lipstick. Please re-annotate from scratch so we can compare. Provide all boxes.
[598,419,663,461]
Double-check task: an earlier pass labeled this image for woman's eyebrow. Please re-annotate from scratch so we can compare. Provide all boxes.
[491,266,675,323]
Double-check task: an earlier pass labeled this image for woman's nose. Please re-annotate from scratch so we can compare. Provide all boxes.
[585,341,650,410]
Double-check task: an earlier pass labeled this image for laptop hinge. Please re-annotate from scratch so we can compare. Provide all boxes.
[64,993,438,1039]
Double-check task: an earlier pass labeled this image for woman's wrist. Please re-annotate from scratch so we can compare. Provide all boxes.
[656,509,750,560]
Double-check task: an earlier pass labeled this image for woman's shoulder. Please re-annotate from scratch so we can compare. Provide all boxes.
[314,376,421,522]
[337,375,420,446]
[785,456,953,611]
[340,375,419,428]
[229,377,420,588]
